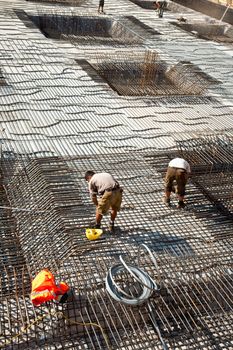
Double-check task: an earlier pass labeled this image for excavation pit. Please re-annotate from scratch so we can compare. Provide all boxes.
[171,21,233,43]
[29,14,143,45]
[80,53,219,96]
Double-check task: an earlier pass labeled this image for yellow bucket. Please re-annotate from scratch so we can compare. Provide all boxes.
[86,228,103,241]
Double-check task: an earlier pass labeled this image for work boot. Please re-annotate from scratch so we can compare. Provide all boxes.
[163,197,171,207]
[90,222,101,229]
[177,201,186,209]
[94,223,101,229]
[108,221,115,233]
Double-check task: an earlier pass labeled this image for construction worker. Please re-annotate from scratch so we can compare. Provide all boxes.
[154,0,167,18]
[98,0,105,13]
[163,157,191,209]
[85,171,123,232]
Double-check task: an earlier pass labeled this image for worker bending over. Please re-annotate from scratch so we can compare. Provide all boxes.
[85,171,123,232]
[163,157,191,209]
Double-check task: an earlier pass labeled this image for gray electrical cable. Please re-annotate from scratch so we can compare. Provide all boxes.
[105,262,157,306]
[105,244,168,350]
[137,243,161,286]
[106,245,159,305]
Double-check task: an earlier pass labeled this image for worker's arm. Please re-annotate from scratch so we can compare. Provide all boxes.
[91,194,98,206]
[89,181,98,205]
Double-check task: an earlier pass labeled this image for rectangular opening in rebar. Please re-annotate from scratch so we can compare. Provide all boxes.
[170,21,233,43]
[86,52,218,96]
[29,14,143,45]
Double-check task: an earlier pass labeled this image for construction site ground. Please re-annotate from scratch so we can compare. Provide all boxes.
[0,0,233,349]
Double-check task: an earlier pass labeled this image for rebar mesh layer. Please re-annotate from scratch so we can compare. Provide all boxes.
[0,150,232,349]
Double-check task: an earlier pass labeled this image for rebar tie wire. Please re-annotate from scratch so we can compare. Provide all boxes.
[105,244,168,350]
[0,309,111,350]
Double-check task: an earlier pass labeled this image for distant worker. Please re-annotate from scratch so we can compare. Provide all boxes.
[85,171,123,232]
[163,157,191,209]
[98,0,105,14]
[154,0,167,18]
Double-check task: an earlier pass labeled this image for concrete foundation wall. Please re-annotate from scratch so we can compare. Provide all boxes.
[172,0,233,24]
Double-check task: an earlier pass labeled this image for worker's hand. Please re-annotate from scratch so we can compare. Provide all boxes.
[92,195,98,206]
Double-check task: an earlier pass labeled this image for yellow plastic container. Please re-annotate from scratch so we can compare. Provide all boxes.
[86,228,103,241]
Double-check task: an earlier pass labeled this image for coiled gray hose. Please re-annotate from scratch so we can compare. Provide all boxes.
[105,261,157,306]
[105,244,158,305]
[105,244,168,350]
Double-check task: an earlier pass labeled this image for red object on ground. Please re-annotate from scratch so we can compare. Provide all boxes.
[31,269,69,306]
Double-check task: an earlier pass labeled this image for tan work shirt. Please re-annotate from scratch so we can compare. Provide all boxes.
[89,173,119,196]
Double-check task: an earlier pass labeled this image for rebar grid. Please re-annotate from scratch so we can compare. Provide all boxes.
[28,13,143,46]
[3,150,233,256]
[1,247,232,349]
[177,134,233,171]
[177,134,233,216]
[3,156,80,274]
[22,11,219,97]
[170,21,233,44]
[57,250,233,348]
[90,49,219,96]
[0,151,233,349]
[0,69,6,86]
[1,0,233,347]
[31,0,84,3]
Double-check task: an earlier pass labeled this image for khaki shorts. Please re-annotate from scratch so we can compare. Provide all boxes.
[97,189,122,215]
[165,167,188,196]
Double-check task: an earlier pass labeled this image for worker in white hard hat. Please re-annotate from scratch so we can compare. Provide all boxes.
[163,157,191,209]
[85,171,123,232]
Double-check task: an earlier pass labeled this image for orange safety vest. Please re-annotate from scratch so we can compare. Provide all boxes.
[31,269,69,307]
